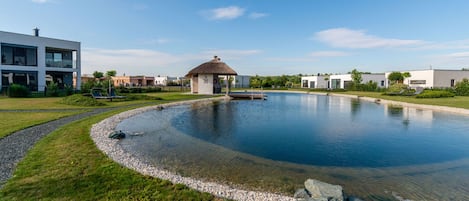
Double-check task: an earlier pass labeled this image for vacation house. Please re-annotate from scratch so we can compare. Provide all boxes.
[186,56,237,95]
[0,29,81,92]
[111,75,155,87]
[301,73,385,89]
[385,69,469,89]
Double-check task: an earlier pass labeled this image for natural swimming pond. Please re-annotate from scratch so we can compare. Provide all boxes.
[116,93,469,200]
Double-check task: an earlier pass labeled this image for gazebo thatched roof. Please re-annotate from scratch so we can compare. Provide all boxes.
[186,56,238,77]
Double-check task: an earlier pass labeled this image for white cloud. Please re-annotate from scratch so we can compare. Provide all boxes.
[249,12,268,19]
[32,0,51,3]
[314,28,424,49]
[310,51,350,57]
[204,6,245,20]
[444,52,469,58]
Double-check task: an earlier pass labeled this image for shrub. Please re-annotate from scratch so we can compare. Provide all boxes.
[46,81,60,97]
[8,84,30,97]
[455,78,469,96]
[416,90,455,98]
[143,87,162,93]
[60,94,106,106]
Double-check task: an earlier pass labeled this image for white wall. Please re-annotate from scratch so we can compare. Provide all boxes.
[433,70,469,88]
[301,75,328,88]
[329,74,351,89]
[362,74,386,88]
[0,30,80,91]
[197,74,213,94]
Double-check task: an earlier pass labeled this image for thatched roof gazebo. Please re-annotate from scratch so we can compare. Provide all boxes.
[186,56,237,95]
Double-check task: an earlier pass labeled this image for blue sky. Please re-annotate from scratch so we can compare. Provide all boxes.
[2,0,469,76]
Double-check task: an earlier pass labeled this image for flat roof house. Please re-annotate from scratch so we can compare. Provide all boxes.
[301,75,329,89]
[112,75,155,87]
[1,29,81,92]
[385,69,469,89]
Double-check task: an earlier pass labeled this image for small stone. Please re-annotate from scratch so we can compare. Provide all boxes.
[294,188,310,199]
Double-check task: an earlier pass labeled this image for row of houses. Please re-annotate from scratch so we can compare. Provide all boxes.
[75,74,251,88]
[301,69,469,90]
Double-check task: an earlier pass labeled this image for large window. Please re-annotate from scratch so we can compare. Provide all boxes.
[1,70,38,91]
[1,43,37,66]
[331,79,341,89]
[46,47,74,68]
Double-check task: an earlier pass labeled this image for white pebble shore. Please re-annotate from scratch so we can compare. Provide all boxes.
[90,97,296,201]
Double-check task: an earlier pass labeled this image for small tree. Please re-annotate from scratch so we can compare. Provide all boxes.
[93,71,104,79]
[402,72,411,85]
[388,72,404,84]
[106,70,117,77]
[350,69,363,90]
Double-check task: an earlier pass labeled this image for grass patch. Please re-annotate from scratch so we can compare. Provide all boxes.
[0,108,216,200]
[0,111,85,138]
[60,94,106,106]
[336,91,469,109]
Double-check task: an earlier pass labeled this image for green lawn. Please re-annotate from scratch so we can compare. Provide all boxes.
[0,111,86,138]
[0,109,215,201]
[0,92,212,110]
[335,91,469,109]
[0,93,221,200]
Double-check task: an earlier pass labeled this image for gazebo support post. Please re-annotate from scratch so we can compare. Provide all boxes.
[225,75,229,96]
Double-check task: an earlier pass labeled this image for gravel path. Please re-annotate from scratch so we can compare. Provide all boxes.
[0,108,112,189]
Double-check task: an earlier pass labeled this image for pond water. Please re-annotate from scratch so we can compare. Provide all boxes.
[116,93,469,200]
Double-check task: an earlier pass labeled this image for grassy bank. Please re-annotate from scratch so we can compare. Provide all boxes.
[335,91,469,109]
[0,111,86,138]
[0,94,218,200]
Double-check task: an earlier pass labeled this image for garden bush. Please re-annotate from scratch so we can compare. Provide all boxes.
[60,94,106,106]
[454,78,469,96]
[46,81,60,97]
[8,84,30,97]
[416,90,455,98]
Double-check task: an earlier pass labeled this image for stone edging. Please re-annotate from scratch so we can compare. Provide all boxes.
[90,96,295,201]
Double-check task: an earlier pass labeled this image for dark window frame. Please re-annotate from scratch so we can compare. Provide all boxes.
[1,43,38,66]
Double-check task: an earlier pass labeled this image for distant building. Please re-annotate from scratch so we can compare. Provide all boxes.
[385,69,469,89]
[218,75,251,88]
[155,75,182,86]
[301,75,329,89]
[73,74,95,88]
[1,29,81,92]
[301,73,385,89]
[329,73,385,89]
[186,56,237,95]
[111,75,155,87]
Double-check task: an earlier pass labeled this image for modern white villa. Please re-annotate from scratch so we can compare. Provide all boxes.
[0,29,81,92]
[301,75,329,89]
[385,69,469,89]
[155,75,183,86]
[302,73,386,89]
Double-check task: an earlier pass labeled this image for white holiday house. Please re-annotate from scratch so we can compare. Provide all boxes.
[1,29,80,92]
[385,69,469,89]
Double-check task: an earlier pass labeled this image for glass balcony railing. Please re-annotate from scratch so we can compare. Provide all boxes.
[46,59,74,68]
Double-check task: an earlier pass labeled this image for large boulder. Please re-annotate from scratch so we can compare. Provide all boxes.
[304,179,344,201]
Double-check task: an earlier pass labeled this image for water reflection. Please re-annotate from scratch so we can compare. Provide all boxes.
[170,93,469,167]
